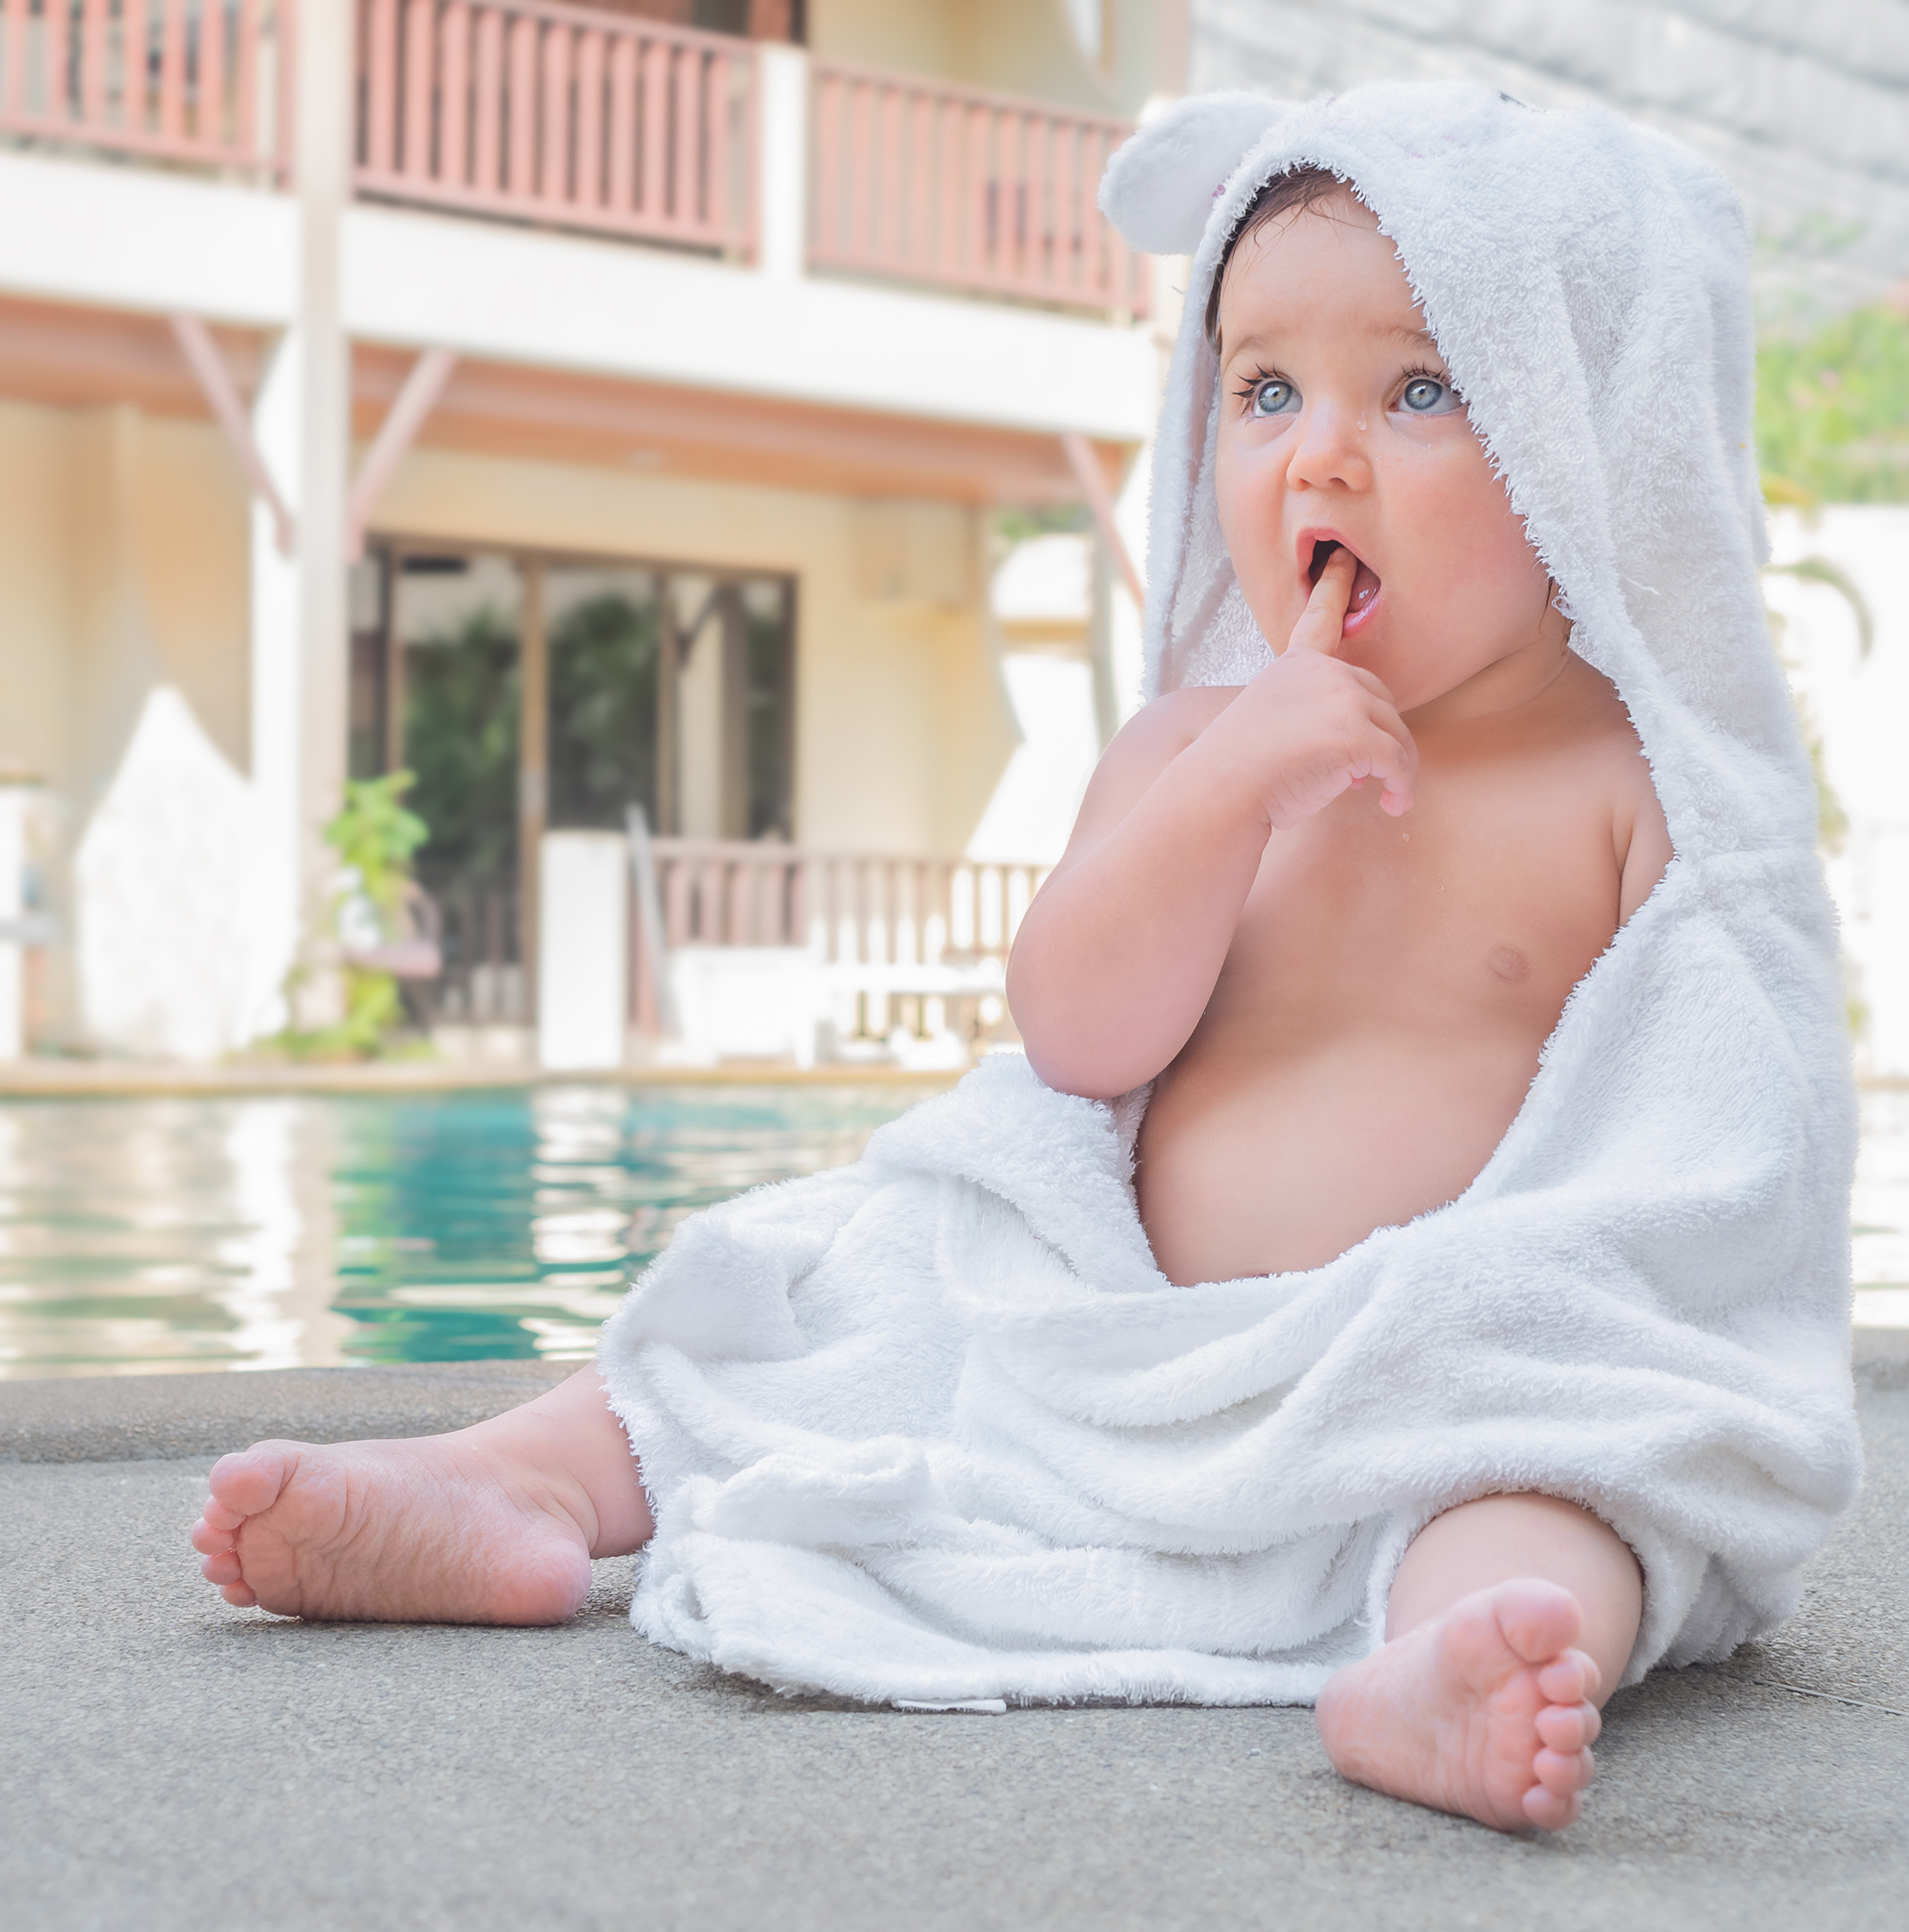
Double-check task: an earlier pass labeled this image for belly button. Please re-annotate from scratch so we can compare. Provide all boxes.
[1488,945,1531,984]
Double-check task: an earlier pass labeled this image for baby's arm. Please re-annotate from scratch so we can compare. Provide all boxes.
[1007,552,1416,1100]
[1615,754,1672,923]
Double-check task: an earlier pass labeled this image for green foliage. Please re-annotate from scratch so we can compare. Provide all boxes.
[548,592,660,830]
[324,771,429,915]
[402,606,521,894]
[1756,306,1909,503]
[993,502,1092,546]
[274,773,431,1062]
[338,966,406,1055]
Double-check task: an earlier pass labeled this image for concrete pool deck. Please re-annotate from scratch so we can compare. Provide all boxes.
[3,1342,1905,1931]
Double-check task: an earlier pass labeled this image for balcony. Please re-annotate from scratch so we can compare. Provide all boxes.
[0,0,1146,322]
[0,0,291,176]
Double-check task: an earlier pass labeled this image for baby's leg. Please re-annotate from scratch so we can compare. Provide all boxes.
[1314,1494,1642,1833]
[190,1368,651,1624]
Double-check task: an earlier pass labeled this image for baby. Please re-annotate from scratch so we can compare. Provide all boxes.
[190,86,1858,1838]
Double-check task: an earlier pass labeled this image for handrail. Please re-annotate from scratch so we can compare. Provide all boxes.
[631,835,1045,1041]
[640,836,1044,965]
[808,56,1143,319]
[354,0,757,256]
[0,0,291,176]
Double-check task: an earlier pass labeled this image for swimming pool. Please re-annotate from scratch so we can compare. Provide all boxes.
[0,1083,932,1379]
[2,1081,1904,1378]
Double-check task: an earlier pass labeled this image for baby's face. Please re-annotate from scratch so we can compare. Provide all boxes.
[1213,191,1558,713]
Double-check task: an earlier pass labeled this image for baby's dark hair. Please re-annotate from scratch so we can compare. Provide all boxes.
[1203,165,1355,349]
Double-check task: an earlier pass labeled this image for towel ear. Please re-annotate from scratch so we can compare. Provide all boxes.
[1100,92,1290,255]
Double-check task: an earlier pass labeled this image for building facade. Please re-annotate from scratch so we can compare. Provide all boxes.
[0,0,1183,1059]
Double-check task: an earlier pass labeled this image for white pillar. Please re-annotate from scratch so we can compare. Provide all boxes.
[757,44,808,281]
[242,3,353,1038]
[0,787,28,1059]
[245,340,303,1037]
[538,831,630,1071]
[1111,440,1151,725]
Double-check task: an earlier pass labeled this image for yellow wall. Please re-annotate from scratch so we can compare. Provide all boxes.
[0,397,1016,862]
[0,400,249,800]
[0,399,251,1042]
[808,0,1134,111]
[373,445,1018,857]
[0,394,1019,1047]
[809,0,1179,114]
[0,399,73,790]
[130,415,252,774]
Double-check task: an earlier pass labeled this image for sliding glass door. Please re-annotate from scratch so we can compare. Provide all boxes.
[347,543,795,1025]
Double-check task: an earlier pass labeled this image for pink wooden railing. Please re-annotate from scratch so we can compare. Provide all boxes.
[630,836,1045,1036]
[808,60,1143,319]
[0,0,289,173]
[354,0,756,255]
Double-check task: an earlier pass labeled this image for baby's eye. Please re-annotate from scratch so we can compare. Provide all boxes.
[1250,378,1301,419]
[1396,375,1463,416]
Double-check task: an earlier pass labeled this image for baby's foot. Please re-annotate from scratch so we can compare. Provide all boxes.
[189,1427,598,1625]
[1314,1579,1603,1832]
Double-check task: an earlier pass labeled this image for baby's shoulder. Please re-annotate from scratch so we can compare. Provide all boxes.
[1060,685,1242,844]
[1121,684,1239,760]
[1549,664,1672,908]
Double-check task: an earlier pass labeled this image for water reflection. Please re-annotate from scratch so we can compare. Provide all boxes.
[0,1084,923,1378]
[1,1081,1903,1379]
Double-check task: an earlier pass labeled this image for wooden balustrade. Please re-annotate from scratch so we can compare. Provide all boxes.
[630,836,1044,1034]
[0,0,288,173]
[354,0,756,254]
[5,4,1145,323]
[808,59,1143,319]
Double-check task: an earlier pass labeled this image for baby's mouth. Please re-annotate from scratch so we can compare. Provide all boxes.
[1308,539,1383,619]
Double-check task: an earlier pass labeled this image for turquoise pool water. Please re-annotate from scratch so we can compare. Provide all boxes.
[3,1082,1905,1379]
[0,1085,928,1379]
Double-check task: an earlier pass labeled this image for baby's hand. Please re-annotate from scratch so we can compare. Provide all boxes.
[1231,548,1417,827]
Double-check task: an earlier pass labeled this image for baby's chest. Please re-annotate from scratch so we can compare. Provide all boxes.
[1235,776,1623,1024]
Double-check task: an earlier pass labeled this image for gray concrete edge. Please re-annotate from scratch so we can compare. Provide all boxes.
[0,1359,579,1462]
[3,1331,1904,1465]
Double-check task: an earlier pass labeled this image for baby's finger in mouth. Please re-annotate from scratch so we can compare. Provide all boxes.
[1286,548,1357,655]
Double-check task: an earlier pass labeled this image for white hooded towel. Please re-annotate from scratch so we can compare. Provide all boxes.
[599,82,1862,1706]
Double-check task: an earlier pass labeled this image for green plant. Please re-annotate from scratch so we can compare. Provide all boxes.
[272,774,431,1061]
[1757,305,1909,505]
[329,773,428,1056]
[336,965,406,1056]
[326,771,430,916]
[402,607,521,898]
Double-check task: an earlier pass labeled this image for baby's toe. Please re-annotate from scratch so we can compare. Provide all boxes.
[1536,1649,1600,1706]
[1494,1579,1583,1665]
[1522,1783,1582,1832]
[207,1445,295,1517]
[191,1517,235,1557]
[1535,1699,1601,1753]
[201,1496,248,1533]
[1533,1745,1595,1797]
[220,1579,260,1608]
[201,1549,244,1586]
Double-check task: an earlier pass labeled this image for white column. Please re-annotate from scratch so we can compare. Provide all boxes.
[244,338,303,1038]
[1111,440,1151,725]
[241,3,352,1038]
[0,787,27,1059]
[756,44,808,281]
[538,831,630,1070]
